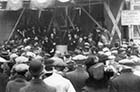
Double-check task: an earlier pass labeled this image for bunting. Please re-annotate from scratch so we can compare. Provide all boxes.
[30,0,55,10]
[6,0,23,11]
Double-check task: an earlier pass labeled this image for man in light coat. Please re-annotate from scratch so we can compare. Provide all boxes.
[43,59,76,92]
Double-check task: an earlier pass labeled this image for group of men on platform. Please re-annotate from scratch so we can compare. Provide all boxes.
[8,25,111,55]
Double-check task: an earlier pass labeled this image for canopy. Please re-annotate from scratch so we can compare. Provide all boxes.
[0,0,103,10]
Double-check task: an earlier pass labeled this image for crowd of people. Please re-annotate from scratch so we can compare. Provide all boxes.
[6,25,109,55]
[0,26,140,92]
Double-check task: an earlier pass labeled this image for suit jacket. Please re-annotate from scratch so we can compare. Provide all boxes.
[109,69,140,92]
[65,68,89,92]
[6,76,29,92]
[0,73,9,92]
[81,76,109,92]
[20,79,56,92]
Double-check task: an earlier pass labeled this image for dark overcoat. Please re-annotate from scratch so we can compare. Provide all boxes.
[65,68,89,92]
[109,69,140,92]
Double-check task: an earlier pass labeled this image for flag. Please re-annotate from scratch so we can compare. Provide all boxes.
[6,0,23,11]
[30,0,55,10]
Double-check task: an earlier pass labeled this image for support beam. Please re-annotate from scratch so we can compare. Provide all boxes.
[47,9,56,32]
[104,0,125,44]
[136,26,140,36]
[68,15,75,30]
[81,7,103,29]
[38,10,42,18]
[7,8,25,42]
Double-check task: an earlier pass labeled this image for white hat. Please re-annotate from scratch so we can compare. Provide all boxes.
[51,57,67,67]
[104,51,111,56]
[84,42,90,46]
[103,47,110,52]
[26,52,36,58]
[14,64,29,72]
[72,54,88,61]
[15,56,29,63]
[98,42,103,46]
[108,55,116,60]
[130,55,140,64]
[121,44,128,48]
[10,53,18,59]
[34,55,43,60]
[98,51,104,55]
[0,57,9,63]
[119,59,135,68]
[111,50,118,54]
[24,46,31,51]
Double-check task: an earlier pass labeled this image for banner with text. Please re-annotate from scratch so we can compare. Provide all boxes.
[121,10,140,25]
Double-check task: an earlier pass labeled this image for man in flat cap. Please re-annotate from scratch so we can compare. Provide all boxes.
[65,55,89,92]
[82,56,111,92]
[6,64,29,92]
[109,60,140,92]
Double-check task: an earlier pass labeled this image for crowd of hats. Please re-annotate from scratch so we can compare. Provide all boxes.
[0,39,140,80]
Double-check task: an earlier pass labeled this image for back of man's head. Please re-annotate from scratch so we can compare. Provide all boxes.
[29,59,43,78]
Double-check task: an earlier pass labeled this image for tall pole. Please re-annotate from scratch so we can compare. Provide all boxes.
[65,6,69,30]
[47,9,56,32]
[7,8,25,42]
[62,6,69,42]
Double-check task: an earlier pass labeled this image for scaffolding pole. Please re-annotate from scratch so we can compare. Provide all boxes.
[81,7,103,29]
[7,8,25,42]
